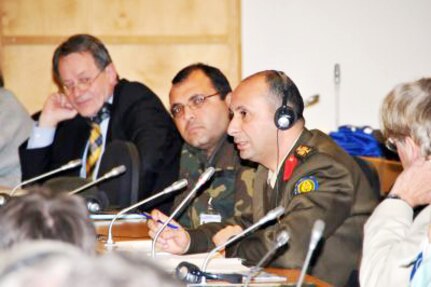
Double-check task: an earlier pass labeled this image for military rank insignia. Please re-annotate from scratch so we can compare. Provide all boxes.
[293,176,319,195]
[295,145,313,159]
[283,154,298,182]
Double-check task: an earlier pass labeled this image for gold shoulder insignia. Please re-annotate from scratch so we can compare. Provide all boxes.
[295,145,313,159]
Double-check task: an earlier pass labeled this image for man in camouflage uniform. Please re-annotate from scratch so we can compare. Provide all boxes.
[161,63,255,229]
[149,70,378,286]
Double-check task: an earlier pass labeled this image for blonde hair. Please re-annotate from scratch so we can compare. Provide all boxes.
[381,78,431,156]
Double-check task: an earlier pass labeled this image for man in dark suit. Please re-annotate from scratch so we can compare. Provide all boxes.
[19,34,182,211]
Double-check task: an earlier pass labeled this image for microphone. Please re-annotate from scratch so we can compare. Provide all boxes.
[69,165,126,195]
[296,219,325,287]
[84,190,110,213]
[104,178,188,246]
[334,63,341,85]
[244,229,290,286]
[151,167,215,259]
[201,206,286,273]
[334,63,341,128]
[10,159,82,196]
[304,94,320,108]
[87,200,102,213]
[175,261,243,284]
[0,193,11,206]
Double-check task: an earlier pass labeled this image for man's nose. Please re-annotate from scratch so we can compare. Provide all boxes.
[183,105,196,121]
[227,115,239,136]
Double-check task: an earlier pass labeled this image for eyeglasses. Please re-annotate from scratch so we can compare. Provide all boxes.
[385,137,398,153]
[62,68,105,94]
[170,92,220,119]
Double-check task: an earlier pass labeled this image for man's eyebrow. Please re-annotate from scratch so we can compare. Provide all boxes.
[232,105,246,111]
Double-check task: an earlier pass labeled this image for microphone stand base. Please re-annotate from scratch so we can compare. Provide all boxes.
[104,240,116,251]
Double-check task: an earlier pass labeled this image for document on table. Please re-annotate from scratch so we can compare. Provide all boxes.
[109,240,288,283]
[111,239,248,273]
[90,213,145,220]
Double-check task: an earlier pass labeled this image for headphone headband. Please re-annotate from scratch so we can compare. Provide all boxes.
[274,71,298,130]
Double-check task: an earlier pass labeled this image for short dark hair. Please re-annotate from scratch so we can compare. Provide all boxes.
[265,70,304,119]
[171,63,232,100]
[52,34,113,84]
[0,187,96,254]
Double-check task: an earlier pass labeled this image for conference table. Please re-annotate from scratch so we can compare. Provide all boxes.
[95,219,332,287]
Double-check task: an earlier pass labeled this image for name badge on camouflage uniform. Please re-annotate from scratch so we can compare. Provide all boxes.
[199,197,222,225]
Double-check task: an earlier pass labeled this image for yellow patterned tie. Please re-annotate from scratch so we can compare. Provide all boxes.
[86,122,103,178]
[85,103,111,178]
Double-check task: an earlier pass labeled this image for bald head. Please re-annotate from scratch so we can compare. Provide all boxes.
[228,70,305,170]
[241,70,304,118]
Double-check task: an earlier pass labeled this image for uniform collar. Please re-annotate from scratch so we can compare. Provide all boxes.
[267,128,304,188]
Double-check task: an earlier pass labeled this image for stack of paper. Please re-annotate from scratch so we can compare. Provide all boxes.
[110,239,249,274]
[107,240,288,284]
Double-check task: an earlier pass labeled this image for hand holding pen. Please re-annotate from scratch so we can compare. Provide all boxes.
[147,209,191,255]
[141,212,179,230]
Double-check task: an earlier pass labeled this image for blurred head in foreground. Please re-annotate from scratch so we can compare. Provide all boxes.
[0,187,96,254]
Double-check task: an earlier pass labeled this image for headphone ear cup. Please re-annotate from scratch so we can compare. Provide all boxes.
[274,105,297,130]
[176,262,202,283]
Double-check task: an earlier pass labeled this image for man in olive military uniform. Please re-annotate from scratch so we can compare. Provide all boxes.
[149,70,377,286]
[155,63,255,229]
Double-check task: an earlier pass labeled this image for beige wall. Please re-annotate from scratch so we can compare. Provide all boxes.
[0,0,241,114]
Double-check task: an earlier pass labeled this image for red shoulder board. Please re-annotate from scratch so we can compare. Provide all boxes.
[283,154,298,181]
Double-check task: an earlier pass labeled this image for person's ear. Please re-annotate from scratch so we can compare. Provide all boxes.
[224,92,232,106]
[105,63,118,83]
[404,136,421,160]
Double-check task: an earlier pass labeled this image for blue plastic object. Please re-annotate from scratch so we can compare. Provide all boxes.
[329,125,383,157]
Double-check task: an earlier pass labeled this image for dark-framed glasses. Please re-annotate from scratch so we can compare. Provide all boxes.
[385,137,398,153]
[62,68,105,94]
[170,92,220,119]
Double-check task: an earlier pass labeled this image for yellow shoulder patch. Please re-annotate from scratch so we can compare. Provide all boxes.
[293,176,319,195]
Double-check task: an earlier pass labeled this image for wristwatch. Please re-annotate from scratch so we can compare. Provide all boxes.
[386,194,402,200]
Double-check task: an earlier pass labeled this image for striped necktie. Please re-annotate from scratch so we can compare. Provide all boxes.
[86,103,111,178]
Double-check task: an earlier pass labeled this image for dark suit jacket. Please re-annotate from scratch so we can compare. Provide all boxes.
[19,79,182,212]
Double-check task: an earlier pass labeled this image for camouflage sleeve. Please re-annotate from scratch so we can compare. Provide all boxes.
[187,222,228,253]
[232,165,255,217]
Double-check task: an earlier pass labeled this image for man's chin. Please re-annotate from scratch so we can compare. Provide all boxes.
[239,150,251,160]
[189,140,210,150]
[76,107,98,118]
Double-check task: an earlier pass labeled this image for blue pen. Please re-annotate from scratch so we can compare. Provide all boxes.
[141,213,179,230]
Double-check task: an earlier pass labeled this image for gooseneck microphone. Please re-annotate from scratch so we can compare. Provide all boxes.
[176,261,243,284]
[69,165,126,195]
[10,159,82,196]
[296,219,325,287]
[244,229,290,286]
[104,179,188,246]
[151,167,215,259]
[201,206,286,273]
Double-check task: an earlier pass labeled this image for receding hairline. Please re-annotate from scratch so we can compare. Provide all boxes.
[238,71,281,108]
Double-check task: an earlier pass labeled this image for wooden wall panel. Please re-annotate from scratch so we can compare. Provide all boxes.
[0,0,240,114]
[1,1,89,36]
[110,44,234,106]
[2,45,58,111]
[92,0,229,36]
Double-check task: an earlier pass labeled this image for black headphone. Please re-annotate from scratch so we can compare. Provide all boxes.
[175,261,243,284]
[274,71,298,130]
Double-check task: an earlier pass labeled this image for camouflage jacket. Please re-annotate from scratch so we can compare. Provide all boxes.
[172,136,255,229]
